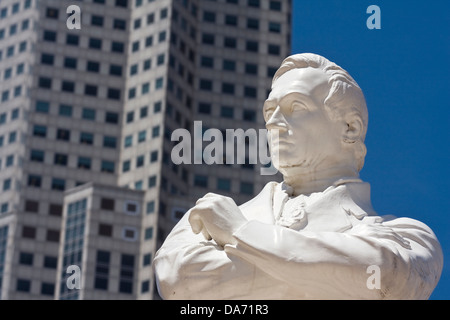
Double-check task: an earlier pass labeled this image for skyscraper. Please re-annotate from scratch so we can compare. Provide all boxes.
[0,0,291,300]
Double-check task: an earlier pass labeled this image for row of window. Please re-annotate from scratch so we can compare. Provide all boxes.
[16,279,55,296]
[201,33,282,56]
[197,103,257,122]
[0,18,31,40]
[0,108,20,126]
[202,11,283,33]
[0,0,32,19]
[43,29,126,54]
[37,77,123,101]
[198,79,260,99]
[1,85,23,103]
[124,125,160,148]
[0,39,28,61]
[220,0,283,11]
[194,175,255,195]
[200,56,278,78]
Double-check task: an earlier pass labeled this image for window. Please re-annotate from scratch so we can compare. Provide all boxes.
[16,279,31,292]
[19,252,34,266]
[240,181,254,195]
[115,0,128,8]
[77,157,91,170]
[136,155,144,168]
[124,135,132,148]
[203,11,216,23]
[221,106,234,118]
[138,130,146,143]
[56,128,70,141]
[146,201,155,215]
[94,250,110,290]
[150,151,158,163]
[122,160,131,173]
[144,227,153,240]
[43,30,57,42]
[246,40,259,52]
[243,109,257,122]
[82,108,96,120]
[3,179,11,191]
[22,226,36,239]
[41,283,55,296]
[269,21,281,33]
[201,56,213,68]
[46,229,60,242]
[222,83,235,95]
[38,77,52,89]
[223,59,236,71]
[64,57,77,69]
[35,101,50,113]
[198,103,211,114]
[59,104,73,117]
[85,84,98,96]
[199,79,212,91]
[51,178,65,191]
[111,41,124,53]
[25,200,39,213]
[41,53,54,65]
[33,125,47,137]
[28,175,42,188]
[80,132,94,145]
[245,63,258,75]
[152,126,160,138]
[100,198,115,211]
[244,86,257,98]
[113,19,126,30]
[194,175,208,188]
[43,256,58,269]
[101,160,115,173]
[269,1,282,11]
[107,88,121,100]
[98,224,113,237]
[141,281,150,293]
[110,64,122,76]
[119,254,134,294]
[122,227,138,241]
[224,37,237,48]
[143,253,152,266]
[268,44,280,55]
[46,7,59,19]
[66,34,79,46]
[30,150,44,162]
[91,15,104,27]
[87,61,100,72]
[148,175,157,188]
[61,81,75,93]
[202,33,214,45]
[89,38,102,50]
[140,106,148,118]
[49,204,63,217]
[248,0,260,7]
[105,112,119,124]
[103,136,117,149]
[225,15,238,26]
[131,40,140,52]
[54,153,68,166]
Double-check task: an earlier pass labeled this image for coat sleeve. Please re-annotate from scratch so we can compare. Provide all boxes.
[153,211,277,299]
[224,216,443,299]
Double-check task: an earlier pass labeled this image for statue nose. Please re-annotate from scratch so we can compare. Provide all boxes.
[266,107,288,132]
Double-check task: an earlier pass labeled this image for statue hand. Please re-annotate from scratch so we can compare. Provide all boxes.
[188,193,248,247]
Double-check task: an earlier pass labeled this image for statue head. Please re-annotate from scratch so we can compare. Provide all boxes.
[264,53,368,178]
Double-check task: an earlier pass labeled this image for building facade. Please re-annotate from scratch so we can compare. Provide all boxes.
[0,0,291,299]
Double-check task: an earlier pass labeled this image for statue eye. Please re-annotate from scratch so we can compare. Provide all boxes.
[291,102,307,113]
[264,107,275,121]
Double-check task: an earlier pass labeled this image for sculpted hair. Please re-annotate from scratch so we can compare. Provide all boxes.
[273,53,368,171]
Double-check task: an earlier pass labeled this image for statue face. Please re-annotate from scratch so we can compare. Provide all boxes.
[264,67,344,171]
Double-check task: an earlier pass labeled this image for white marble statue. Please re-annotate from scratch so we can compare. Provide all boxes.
[153,53,443,299]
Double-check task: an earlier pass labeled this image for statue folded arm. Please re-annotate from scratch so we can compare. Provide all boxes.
[225,217,442,299]
[154,211,442,300]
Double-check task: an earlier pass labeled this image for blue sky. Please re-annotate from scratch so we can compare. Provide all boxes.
[291,0,450,299]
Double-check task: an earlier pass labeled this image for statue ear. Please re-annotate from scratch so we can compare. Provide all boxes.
[343,116,363,143]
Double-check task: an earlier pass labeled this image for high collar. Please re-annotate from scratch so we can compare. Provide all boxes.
[240,180,377,233]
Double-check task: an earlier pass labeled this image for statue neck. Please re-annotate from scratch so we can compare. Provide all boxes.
[282,165,360,196]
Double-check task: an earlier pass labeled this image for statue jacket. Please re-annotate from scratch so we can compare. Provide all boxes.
[153,181,443,299]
